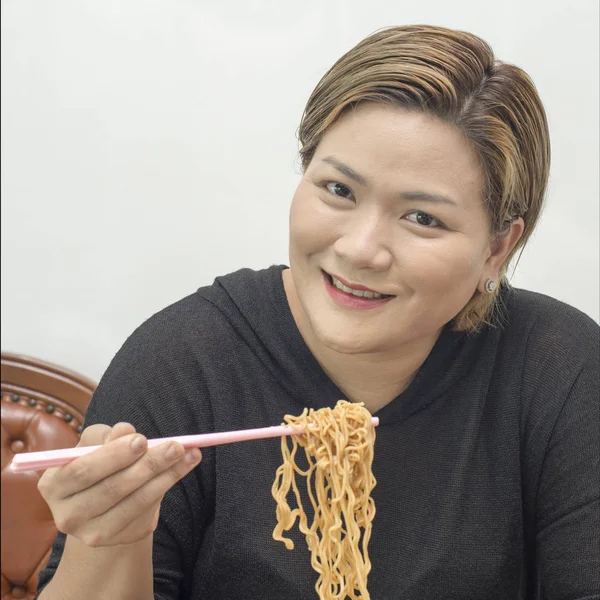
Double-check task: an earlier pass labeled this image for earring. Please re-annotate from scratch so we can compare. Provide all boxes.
[485,279,498,294]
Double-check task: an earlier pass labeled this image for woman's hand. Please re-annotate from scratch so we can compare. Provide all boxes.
[37,422,202,547]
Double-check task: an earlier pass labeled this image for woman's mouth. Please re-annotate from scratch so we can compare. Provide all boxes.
[322,271,395,309]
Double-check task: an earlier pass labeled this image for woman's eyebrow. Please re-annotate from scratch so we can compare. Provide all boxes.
[321,156,368,185]
[320,156,458,206]
[400,191,458,206]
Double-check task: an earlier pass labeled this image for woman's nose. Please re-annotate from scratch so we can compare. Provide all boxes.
[332,214,393,272]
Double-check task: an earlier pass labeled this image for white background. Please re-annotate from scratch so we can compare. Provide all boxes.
[2,1,599,382]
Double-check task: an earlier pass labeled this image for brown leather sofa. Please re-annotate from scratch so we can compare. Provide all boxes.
[1,353,95,600]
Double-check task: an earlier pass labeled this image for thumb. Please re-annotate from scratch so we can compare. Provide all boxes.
[77,422,137,447]
[105,422,137,444]
[77,424,113,447]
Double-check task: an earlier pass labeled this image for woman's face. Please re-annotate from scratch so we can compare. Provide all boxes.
[288,102,504,355]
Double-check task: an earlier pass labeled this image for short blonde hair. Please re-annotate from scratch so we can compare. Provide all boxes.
[298,25,551,331]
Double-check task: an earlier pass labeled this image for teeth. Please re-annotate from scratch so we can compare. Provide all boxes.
[331,276,386,299]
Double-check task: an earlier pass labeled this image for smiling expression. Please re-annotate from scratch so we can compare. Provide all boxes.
[287,102,497,355]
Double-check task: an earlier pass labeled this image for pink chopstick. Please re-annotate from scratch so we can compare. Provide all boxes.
[9,417,380,473]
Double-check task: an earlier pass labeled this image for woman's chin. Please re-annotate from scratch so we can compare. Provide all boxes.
[311,320,384,355]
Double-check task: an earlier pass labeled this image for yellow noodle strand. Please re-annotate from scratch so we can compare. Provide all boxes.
[271,400,377,600]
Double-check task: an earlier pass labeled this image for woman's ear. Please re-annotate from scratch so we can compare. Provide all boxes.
[478,217,525,293]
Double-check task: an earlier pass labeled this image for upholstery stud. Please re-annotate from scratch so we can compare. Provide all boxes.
[10,440,25,454]
[11,585,27,599]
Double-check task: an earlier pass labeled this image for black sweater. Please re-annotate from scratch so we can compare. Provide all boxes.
[37,265,600,600]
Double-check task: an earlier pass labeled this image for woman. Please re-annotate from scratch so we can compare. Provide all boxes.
[35,25,599,600]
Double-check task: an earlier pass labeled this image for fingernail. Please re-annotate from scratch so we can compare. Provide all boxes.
[166,444,184,461]
[185,449,201,464]
[131,436,146,454]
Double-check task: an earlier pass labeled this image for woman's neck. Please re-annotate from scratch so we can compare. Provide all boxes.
[283,269,440,414]
[311,346,431,414]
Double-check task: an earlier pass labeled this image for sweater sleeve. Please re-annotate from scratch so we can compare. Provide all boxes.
[535,352,600,599]
[36,297,216,600]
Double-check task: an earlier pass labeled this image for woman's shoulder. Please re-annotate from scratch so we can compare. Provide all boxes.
[505,287,599,358]
[501,288,599,408]
[119,264,286,360]
[87,266,285,428]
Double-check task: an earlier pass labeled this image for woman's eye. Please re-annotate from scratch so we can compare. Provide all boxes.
[326,182,354,200]
[405,211,442,228]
